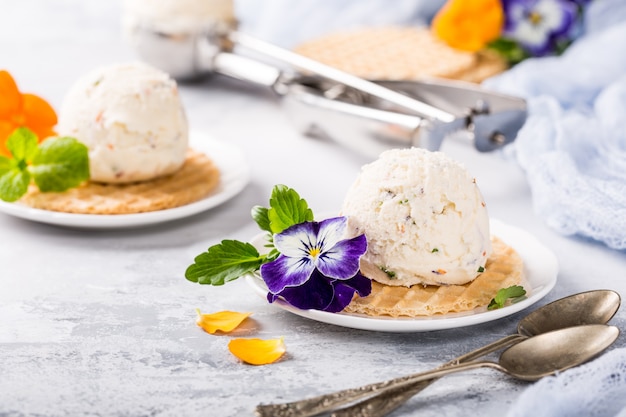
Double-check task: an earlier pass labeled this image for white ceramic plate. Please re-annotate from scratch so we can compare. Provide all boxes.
[245,219,558,332]
[0,132,250,228]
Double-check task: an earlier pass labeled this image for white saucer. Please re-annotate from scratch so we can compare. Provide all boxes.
[245,219,558,332]
[0,132,250,228]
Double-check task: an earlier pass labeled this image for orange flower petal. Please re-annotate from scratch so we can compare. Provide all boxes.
[195,309,252,334]
[21,93,57,139]
[0,70,21,119]
[29,126,56,142]
[228,337,286,365]
[432,0,504,52]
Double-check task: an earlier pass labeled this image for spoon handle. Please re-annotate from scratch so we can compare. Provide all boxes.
[255,334,523,417]
[330,334,525,417]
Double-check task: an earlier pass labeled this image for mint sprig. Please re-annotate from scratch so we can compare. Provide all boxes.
[265,184,314,234]
[0,127,90,202]
[186,185,314,285]
[185,240,266,285]
[488,285,527,310]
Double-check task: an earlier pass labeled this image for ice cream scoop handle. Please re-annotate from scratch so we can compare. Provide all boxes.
[255,334,524,417]
[212,52,281,88]
[228,31,455,122]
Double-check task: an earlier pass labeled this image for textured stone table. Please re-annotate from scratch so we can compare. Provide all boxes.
[1,2,625,416]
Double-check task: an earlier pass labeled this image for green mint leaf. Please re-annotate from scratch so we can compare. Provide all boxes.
[7,127,38,162]
[29,136,90,192]
[185,240,265,285]
[251,205,272,232]
[486,38,529,65]
[488,285,527,310]
[0,165,30,202]
[0,156,11,173]
[265,247,280,262]
[268,184,314,234]
[0,129,35,202]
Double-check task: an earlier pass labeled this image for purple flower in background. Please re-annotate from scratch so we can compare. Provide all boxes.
[261,216,370,313]
[502,0,579,55]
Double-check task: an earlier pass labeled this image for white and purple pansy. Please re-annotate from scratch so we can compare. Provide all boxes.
[502,0,579,56]
[261,216,371,313]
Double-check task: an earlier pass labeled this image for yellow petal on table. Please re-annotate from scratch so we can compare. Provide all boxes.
[195,309,252,334]
[228,337,286,365]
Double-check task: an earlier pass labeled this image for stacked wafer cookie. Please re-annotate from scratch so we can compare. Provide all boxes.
[21,149,220,214]
[294,26,507,83]
[346,237,524,317]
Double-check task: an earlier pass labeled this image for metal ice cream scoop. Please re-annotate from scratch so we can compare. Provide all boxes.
[124,11,527,158]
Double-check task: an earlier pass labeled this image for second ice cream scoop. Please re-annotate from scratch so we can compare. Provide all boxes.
[57,62,188,184]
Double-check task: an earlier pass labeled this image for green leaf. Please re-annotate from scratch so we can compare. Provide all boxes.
[6,127,39,162]
[29,136,90,192]
[265,247,280,262]
[267,184,314,234]
[486,38,530,65]
[251,205,272,232]
[0,167,30,202]
[185,240,265,285]
[0,129,36,202]
[0,156,11,174]
[488,285,527,310]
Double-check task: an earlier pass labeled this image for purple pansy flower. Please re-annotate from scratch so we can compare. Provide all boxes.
[260,216,370,313]
[502,0,578,56]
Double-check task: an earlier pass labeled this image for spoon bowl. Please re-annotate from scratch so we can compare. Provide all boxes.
[501,324,620,380]
[517,289,621,337]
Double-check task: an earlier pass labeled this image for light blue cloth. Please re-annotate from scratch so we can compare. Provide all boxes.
[484,0,626,250]
[507,347,626,417]
[235,0,444,48]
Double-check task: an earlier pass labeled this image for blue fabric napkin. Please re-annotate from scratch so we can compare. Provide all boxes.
[235,0,444,48]
[484,0,626,250]
[507,347,626,417]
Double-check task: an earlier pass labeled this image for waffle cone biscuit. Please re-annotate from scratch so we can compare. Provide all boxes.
[345,237,524,317]
[19,149,220,214]
[294,26,508,83]
[456,50,509,83]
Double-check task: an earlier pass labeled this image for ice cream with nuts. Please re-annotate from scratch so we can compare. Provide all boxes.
[341,147,492,287]
[57,62,189,184]
[123,0,235,34]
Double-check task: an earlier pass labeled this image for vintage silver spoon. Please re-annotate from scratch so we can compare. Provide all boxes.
[255,290,621,417]
[333,324,619,406]
[332,289,622,417]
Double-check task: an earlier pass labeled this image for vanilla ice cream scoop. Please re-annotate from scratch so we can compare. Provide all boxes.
[341,148,492,287]
[123,0,235,34]
[57,62,188,184]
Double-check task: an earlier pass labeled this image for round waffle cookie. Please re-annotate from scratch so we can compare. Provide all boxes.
[345,237,524,317]
[20,149,220,214]
[294,26,507,82]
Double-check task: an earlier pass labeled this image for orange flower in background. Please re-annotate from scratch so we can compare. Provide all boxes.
[432,0,504,52]
[0,70,57,156]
